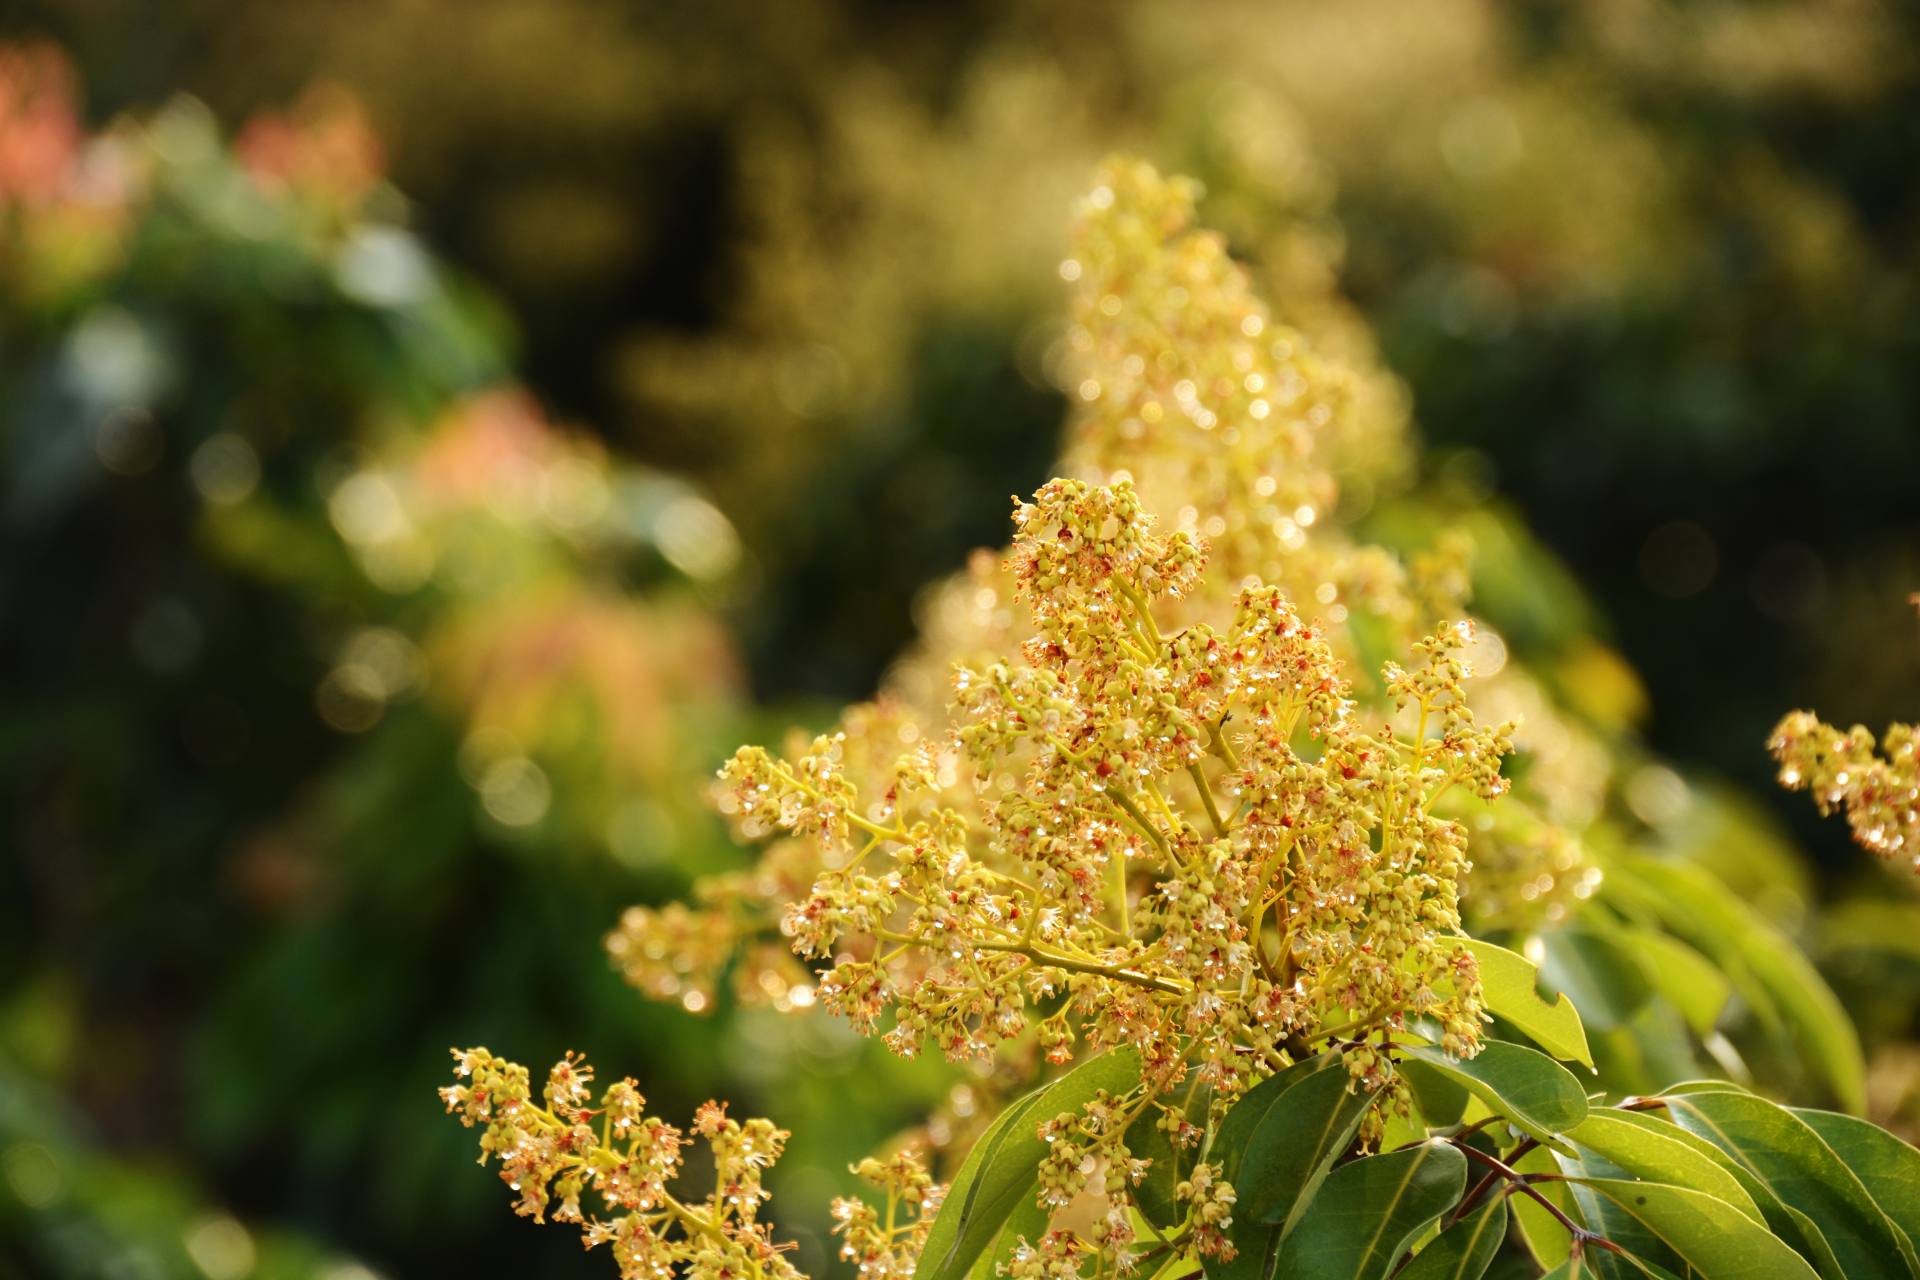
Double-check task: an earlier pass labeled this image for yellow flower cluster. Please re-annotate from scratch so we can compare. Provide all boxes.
[700,478,1503,1089]
[1770,709,1920,867]
[829,1151,941,1280]
[440,1047,816,1280]
[577,160,1587,1280]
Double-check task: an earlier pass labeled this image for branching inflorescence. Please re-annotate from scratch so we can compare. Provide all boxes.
[1770,709,1920,868]
[442,154,1920,1280]
[455,474,1512,1278]
[451,159,1527,1280]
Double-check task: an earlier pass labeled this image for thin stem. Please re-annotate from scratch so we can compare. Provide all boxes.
[767,762,909,845]
[1314,1007,1389,1043]
[871,928,1188,996]
[1115,580,1164,651]
[1187,761,1228,837]
[1449,1144,1628,1259]
[1110,788,1171,860]
[1209,714,1241,771]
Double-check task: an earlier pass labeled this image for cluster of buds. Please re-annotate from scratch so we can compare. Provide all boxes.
[440,1047,804,1280]
[1174,1162,1237,1260]
[1003,1231,1089,1280]
[1057,157,1608,908]
[1770,710,1920,868]
[829,1150,941,1280]
[1060,158,1342,591]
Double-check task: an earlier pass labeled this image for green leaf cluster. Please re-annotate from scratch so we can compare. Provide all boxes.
[919,940,1918,1280]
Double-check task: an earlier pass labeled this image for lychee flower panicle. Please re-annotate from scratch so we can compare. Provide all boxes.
[1770,709,1920,867]
[441,1047,810,1280]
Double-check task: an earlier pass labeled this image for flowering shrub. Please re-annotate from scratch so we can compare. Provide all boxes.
[449,161,1920,1279]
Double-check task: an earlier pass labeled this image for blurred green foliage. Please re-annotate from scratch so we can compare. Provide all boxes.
[24,0,1913,747]
[4,1,1920,1276]
[0,50,946,1276]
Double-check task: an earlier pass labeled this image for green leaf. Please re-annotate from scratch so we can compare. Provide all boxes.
[1792,1108,1920,1271]
[1565,1109,1762,1224]
[1242,1061,1379,1232]
[1400,1040,1589,1153]
[1658,1089,1911,1280]
[1204,1053,1344,1280]
[1604,856,1863,1111]
[1508,1145,1573,1270]
[1398,1196,1508,1280]
[1629,928,1730,1036]
[919,1048,1143,1280]
[1572,1180,1821,1279]
[1405,1060,1470,1128]
[1817,898,1920,965]
[1658,1078,1751,1096]
[1272,1141,1467,1280]
[1459,938,1594,1067]
[1552,1150,1684,1278]
[1537,930,1652,1033]
[1607,1100,1846,1280]
[965,1192,1049,1280]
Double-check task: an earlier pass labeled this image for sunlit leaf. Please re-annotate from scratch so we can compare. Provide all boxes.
[1792,1108,1920,1272]
[1571,1180,1820,1279]
[1459,938,1593,1067]
[1401,1040,1589,1153]
[1566,1108,1761,1224]
[1508,1145,1573,1271]
[1657,1089,1909,1280]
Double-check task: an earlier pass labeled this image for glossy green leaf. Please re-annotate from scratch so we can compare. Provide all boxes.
[1272,1141,1467,1280]
[966,1192,1048,1280]
[1534,1264,1686,1280]
[1566,1109,1761,1223]
[1658,1078,1751,1096]
[1792,1108,1920,1271]
[1242,1060,1379,1232]
[1658,1089,1911,1280]
[920,1049,1142,1280]
[1406,1060,1470,1128]
[1605,856,1863,1111]
[1204,1053,1343,1280]
[1538,929,1652,1033]
[1398,1196,1507,1280]
[1460,938,1594,1067]
[1572,1180,1821,1279]
[1609,1101,1848,1280]
[1401,1040,1589,1153]
[1553,1149,1684,1279]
